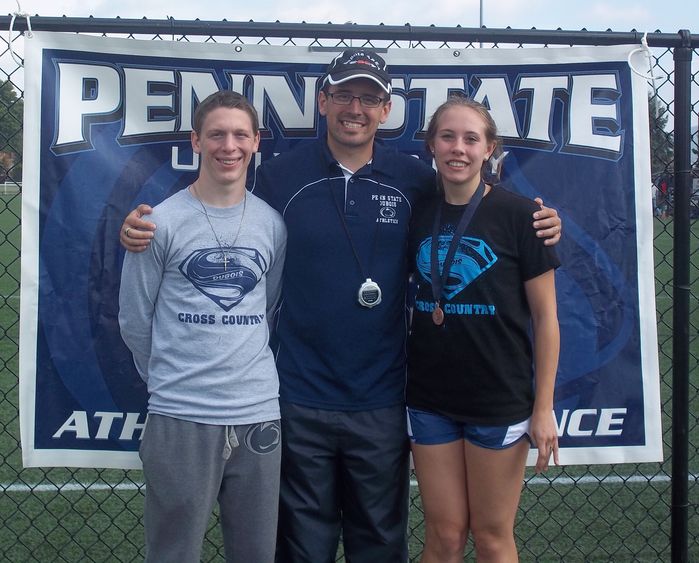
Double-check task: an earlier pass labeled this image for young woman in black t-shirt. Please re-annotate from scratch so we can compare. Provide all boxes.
[407,96,560,562]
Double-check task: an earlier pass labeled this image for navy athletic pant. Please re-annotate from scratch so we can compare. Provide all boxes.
[276,402,410,563]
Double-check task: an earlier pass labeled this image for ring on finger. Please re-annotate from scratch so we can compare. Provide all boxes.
[125,227,132,238]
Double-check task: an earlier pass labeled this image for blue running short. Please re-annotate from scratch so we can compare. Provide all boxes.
[407,407,531,449]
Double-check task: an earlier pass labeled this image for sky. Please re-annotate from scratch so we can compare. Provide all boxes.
[6,0,698,36]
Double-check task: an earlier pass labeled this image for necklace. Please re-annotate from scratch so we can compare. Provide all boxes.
[190,183,247,271]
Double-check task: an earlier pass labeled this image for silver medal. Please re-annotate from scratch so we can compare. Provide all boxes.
[358,278,382,308]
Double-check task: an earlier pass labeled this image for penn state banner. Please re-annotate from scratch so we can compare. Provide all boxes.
[20,32,662,468]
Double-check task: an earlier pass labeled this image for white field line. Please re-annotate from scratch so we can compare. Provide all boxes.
[2,481,146,493]
[1,473,697,494]
[416,472,699,488]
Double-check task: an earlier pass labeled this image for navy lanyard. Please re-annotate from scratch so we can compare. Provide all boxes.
[329,174,381,282]
[430,180,486,307]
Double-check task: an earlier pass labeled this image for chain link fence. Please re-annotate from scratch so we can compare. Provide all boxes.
[0,18,697,562]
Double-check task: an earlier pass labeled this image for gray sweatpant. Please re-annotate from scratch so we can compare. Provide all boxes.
[139,414,281,563]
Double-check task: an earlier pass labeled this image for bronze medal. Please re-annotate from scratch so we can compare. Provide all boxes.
[432,304,445,325]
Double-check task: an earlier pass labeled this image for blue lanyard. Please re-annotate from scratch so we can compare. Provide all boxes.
[430,180,486,307]
[329,174,381,282]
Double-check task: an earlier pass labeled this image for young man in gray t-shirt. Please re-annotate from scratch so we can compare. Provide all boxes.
[119,91,286,563]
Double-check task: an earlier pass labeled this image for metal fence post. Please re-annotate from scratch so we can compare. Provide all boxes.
[670,28,692,563]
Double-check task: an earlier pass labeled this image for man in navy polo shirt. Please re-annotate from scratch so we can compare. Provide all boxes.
[120,49,562,563]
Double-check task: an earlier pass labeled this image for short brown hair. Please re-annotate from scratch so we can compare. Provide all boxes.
[192,91,259,136]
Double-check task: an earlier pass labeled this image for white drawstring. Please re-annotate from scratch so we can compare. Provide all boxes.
[222,425,239,460]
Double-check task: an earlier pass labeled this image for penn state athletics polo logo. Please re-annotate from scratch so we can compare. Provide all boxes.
[179,247,267,311]
[416,236,498,299]
[373,193,402,224]
[244,421,281,455]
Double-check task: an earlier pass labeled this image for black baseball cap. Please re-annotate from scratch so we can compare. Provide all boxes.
[321,49,392,95]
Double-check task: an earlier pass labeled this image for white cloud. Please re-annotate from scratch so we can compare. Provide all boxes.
[588,3,653,30]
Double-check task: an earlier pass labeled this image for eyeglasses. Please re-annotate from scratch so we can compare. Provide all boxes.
[326,92,386,108]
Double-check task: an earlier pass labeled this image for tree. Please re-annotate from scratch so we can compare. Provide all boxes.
[0,79,23,182]
[648,94,673,181]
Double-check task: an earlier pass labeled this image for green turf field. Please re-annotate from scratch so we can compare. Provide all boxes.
[0,195,697,561]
